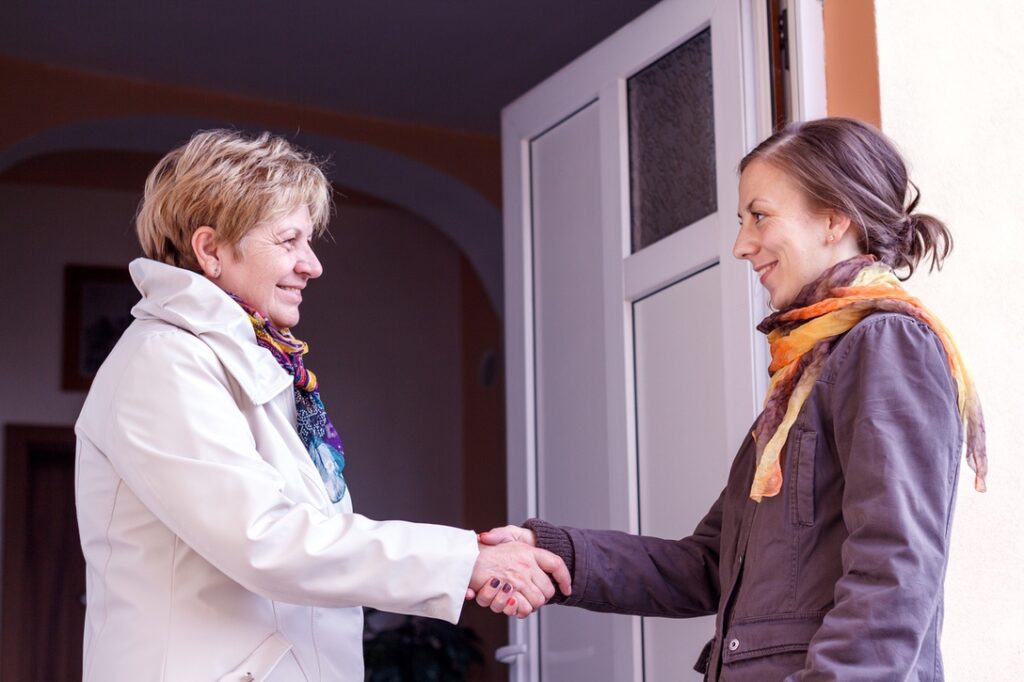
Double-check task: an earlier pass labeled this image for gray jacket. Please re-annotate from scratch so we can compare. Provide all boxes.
[529,313,963,681]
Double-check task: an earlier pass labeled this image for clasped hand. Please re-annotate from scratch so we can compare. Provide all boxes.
[467,525,567,619]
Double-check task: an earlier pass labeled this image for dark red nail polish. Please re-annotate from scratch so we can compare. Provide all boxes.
[490,578,500,588]
[502,583,512,593]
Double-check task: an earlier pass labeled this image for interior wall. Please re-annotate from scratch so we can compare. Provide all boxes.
[0,184,467,528]
[302,202,466,527]
[873,0,1023,676]
[0,57,501,206]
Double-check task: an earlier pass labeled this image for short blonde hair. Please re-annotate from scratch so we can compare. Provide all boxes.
[136,129,333,270]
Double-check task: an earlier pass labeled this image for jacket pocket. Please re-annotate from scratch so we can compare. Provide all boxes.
[790,429,817,526]
[217,632,294,682]
[721,612,824,665]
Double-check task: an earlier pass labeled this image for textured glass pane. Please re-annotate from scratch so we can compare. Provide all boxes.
[628,28,716,252]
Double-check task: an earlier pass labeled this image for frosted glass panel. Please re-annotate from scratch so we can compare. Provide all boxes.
[628,28,716,252]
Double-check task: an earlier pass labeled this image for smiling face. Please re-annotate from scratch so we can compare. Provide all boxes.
[214,204,323,328]
[734,159,861,309]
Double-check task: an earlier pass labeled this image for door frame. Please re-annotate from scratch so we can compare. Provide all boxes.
[501,0,826,679]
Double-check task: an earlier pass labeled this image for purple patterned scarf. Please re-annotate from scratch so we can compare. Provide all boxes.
[231,295,347,503]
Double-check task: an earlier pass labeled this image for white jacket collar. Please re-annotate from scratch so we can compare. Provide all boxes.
[129,258,292,406]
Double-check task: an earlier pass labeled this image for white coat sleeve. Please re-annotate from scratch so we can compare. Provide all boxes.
[99,330,478,622]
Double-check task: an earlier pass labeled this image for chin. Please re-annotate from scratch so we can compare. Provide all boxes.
[269,313,300,329]
[769,292,794,310]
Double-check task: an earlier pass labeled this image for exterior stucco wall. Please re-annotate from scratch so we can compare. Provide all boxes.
[875,0,1024,674]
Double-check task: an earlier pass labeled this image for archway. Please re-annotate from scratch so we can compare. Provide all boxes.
[0,115,503,316]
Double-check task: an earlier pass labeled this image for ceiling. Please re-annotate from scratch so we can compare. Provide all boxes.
[1,1,661,134]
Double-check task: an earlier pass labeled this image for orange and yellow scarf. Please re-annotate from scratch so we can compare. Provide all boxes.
[751,255,987,502]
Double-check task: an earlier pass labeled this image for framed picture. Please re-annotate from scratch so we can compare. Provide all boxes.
[61,265,138,391]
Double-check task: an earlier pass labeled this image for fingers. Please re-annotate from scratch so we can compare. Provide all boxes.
[489,582,518,615]
[498,586,534,619]
[475,577,502,608]
[474,577,534,619]
[478,524,531,546]
[470,541,566,615]
[512,570,548,611]
[494,582,514,614]
[508,593,534,618]
[475,578,542,619]
[531,568,557,602]
[532,547,572,596]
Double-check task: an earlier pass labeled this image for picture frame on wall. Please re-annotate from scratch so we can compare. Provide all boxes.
[61,265,138,391]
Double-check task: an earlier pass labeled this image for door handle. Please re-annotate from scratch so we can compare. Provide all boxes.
[495,643,527,664]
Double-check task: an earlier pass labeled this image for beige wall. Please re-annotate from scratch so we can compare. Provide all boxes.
[874,0,1024,675]
[823,0,881,126]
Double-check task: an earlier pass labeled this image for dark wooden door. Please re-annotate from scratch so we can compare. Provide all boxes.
[1,425,85,681]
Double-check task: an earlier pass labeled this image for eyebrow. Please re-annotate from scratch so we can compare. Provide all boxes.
[275,225,311,236]
[737,199,760,219]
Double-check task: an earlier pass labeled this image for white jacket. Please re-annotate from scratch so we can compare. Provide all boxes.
[75,259,479,682]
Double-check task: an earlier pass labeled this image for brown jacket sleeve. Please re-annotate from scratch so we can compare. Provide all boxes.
[526,486,725,618]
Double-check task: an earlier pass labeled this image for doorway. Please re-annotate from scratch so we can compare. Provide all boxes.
[1,424,84,681]
[501,0,765,679]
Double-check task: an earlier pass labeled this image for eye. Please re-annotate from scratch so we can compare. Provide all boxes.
[738,211,766,227]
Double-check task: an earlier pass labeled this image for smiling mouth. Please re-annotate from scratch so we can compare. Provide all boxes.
[754,262,777,285]
[277,285,304,300]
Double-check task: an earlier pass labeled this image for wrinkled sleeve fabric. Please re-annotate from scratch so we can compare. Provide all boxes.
[97,330,478,623]
[790,314,962,680]
[527,488,725,618]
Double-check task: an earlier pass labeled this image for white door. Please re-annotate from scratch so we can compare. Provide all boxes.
[502,1,775,680]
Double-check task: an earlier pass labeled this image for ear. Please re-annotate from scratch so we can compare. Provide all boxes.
[825,210,856,243]
[191,226,223,278]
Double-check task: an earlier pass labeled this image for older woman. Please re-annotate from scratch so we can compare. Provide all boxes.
[75,129,568,682]
[477,118,987,680]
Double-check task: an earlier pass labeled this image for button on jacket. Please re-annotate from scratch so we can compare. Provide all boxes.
[542,313,962,681]
[75,259,479,681]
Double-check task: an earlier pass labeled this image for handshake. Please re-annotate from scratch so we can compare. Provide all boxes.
[466,525,569,619]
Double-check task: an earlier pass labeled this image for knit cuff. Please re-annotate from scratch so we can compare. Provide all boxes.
[523,518,574,602]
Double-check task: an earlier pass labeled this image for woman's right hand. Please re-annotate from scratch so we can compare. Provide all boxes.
[471,526,549,616]
[469,540,567,618]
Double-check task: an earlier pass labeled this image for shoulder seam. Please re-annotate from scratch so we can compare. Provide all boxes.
[819,312,938,386]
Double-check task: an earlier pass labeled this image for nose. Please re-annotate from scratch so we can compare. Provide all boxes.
[732,220,758,262]
[297,242,323,279]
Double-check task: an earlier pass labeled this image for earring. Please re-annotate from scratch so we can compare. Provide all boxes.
[211,265,221,277]
[827,232,835,242]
